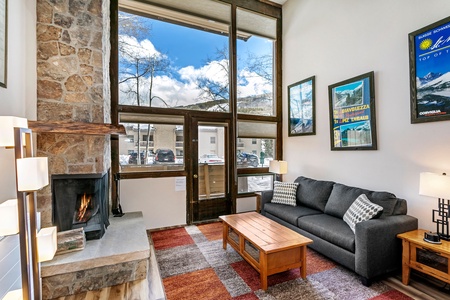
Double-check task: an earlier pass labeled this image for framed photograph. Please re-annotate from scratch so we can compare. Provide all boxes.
[409,16,450,123]
[288,76,315,136]
[328,71,377,150]
[0,0,6,88]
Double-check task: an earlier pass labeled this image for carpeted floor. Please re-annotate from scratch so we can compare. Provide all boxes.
[151,222,413,300]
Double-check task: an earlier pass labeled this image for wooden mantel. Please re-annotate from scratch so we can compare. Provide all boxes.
[28,120,126,136]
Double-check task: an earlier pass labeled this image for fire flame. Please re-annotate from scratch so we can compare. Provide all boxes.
[77,193,91,222]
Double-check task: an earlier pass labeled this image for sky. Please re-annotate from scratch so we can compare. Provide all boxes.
[118,11,273,108]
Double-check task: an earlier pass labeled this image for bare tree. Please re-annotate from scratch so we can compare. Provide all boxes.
[195,46,230,111]
[119,12,171,163]
[195,45,273,113]
[246,52,273,83]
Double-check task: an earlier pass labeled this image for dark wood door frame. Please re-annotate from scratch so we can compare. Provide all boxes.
[187,116,232,224]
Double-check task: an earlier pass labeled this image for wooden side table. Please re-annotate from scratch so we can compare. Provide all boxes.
[397,229,450,285]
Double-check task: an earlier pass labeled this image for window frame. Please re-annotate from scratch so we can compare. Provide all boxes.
[110,0,282,193]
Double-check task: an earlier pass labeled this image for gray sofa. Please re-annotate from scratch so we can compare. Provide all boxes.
[259,176,418,285]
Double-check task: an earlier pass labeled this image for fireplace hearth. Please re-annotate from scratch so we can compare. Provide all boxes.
[52,172,110,240]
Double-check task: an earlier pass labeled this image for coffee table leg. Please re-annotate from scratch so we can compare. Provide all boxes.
[222,223,228,250]
[260,252,268,290]
[299,246,306,279]
[401,239,411,285]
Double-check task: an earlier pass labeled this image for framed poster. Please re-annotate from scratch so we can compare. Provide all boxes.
[0,0,6,88]
[328,71,377,150]
[288,76,315,136]
[409,16,450,123]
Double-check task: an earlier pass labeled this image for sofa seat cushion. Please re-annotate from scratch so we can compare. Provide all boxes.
[297,214,355,253]
[264,203,322,226]
[324,183,398,219]
[294,176,335,212]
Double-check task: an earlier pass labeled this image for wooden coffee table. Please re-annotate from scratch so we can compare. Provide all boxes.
[219,212,312,290]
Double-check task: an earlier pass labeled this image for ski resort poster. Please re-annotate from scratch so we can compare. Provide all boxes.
[328,71,377,151]
[288,76,315,136]
[410,16,450,123]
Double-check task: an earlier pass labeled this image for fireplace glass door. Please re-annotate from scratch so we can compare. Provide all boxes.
[52,172,109,240]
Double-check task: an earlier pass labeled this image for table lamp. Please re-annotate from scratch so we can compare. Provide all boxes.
[419,172,450,243]
[269,160,287,182]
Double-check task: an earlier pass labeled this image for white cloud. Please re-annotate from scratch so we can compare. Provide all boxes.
[119,35,162,61]
[238,69,272,97]
[178,59,229,86]
[119,55,271,107]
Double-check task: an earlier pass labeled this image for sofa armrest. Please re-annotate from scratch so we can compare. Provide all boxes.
[258,190,273,215]
[354,215,418,279]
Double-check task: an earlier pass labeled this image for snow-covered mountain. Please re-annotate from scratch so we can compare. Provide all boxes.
[418,72,450,90]
[420,72,442,84]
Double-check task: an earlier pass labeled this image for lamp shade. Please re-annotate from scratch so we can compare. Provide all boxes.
[37,226,57,262]
[269,160,288,175]
[419,172,450,199]
[3,289,23,300]
[16,157,49,191]
[0,116,28,147]
[0,199,19,235]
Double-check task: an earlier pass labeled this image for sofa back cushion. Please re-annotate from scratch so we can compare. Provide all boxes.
[294,176,335,212]
[324,183,399,219]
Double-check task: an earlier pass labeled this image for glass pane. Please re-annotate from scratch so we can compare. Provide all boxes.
[119,123,184,172]
[237,8,276,116]
[238,175,273,194]
[198,126,225,199]
[237,138,275,168]
[118,8,230,112]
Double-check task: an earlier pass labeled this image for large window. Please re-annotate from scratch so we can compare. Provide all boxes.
[118,2,230,111]
[114,0,281,190]
[237,8,276,116]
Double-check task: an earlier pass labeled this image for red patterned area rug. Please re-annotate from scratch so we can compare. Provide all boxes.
[151,222,412,300]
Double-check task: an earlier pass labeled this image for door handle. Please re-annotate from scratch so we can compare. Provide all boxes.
[193,174,198,179]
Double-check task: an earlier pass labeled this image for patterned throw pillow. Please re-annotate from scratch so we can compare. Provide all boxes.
[343,194,384,233]
[271,181,299,206]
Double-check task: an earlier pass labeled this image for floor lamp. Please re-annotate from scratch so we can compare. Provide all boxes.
[0,116,57,300]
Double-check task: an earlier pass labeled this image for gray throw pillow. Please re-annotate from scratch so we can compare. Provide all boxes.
[343,194,383,233]
[271,181,299,206]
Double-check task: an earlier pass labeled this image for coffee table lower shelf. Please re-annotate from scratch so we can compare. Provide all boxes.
[219,212,312,290]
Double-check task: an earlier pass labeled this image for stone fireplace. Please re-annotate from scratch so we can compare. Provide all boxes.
[36,0,112,228]
[33,2,151,298]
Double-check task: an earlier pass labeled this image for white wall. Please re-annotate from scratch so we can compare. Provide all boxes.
[0,0,37,297]
[283,0,450,231]
[120,177,187,229]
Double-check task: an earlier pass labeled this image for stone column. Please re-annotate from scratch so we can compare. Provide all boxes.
[36,0,111,227]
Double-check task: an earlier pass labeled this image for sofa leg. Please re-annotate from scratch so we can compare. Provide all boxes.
[360,276,371,287]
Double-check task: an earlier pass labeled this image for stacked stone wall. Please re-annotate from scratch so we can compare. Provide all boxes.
[36,0,111,227]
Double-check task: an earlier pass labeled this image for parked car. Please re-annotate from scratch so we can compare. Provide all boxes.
[237,152,259,167]
[154,148,175,163]
[128,152,144,164]
[199,154,224,164]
